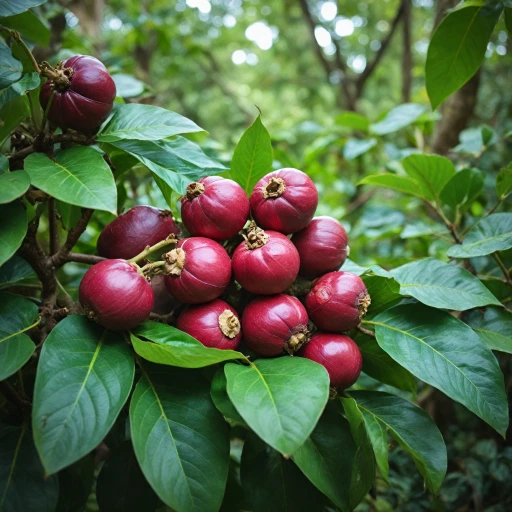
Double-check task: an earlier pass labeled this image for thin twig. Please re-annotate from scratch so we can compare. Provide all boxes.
[48,197,59,255]
[10,31,40,73]
[357,325,376,337]
[492,253,512,287]
[66,252,106,265]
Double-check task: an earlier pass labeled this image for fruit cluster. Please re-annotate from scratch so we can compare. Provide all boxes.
[79,169,371,390]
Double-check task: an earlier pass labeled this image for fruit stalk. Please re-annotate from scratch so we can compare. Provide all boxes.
[127,235,178,263]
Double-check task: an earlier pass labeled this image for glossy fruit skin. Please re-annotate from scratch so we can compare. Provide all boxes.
[97,206,180,260]
[250,168,318,234]
[306,271,370,332]
[79,259,154,331]
[181,176,250,240]
[242,294,309,356]
[292,216,349,278]
[164,237,231,304]
[232,230,300,295]
[40,55,116,133]
[177,299,242,350]
[299,333,362,389]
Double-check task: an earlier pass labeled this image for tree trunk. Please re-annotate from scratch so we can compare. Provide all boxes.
[402,0,412,102]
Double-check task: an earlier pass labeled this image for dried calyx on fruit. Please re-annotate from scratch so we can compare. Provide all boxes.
[40,55,116,133]
[292,216,349,278]
[176,299,242,350]
[79,259,154,331]
[97,206,180,260]
[164,237,231,304]
[232,222,300,295]
[250,168,319,234]
[299,333,362,390]
[306,271,370,332]
[181,176,250,241]
[242,294,310,356]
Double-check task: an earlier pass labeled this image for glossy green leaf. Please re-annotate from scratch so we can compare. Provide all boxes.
[361,269,402,318]
[0,72,40,110]
[130,364,229,512]
[426,3,503,109]
[0,256,33,288]
[225,358,329,456]
[210,368,247,426]
[390,257,501,310]
[496,165,512,199]
[111,74,145,98]
[447,213,512,258]
[466,308,512,354]
[96,441,158,512]
[131,321,246,367]
[0,424,59,512]
[0,170,30,204]
[0,201,28,266]
[241,433,325,512]
[348,391,447,494]
[230,114,273,193]
[440,168,484,211]
[358,173,425,199]
[25,148,117,214]
[55,455,95,512]
[343,138,377,160]
[370,103,426,135]
[0,0,46,16]
[369,304,508,436]
[0,292,37,380]
[400,220,446,239]
[0,96,30,146]
[335,111,369,131]
[1,11,50,46]
[97,104,203,142]
[32,315,134,475]
[0,40,22,89]
[454,126,495,155]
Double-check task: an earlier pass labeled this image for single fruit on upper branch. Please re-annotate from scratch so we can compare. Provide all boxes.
[79,259,154,330]
[181,176,250,240]
[164,237,231,304]
[242,294,310,356]
[97,206,180,260]
[231,223,300,295]
[306,271,370,332]
[40,55,116,133]
[177,299,242,350]
[299,333,362,390]
[250,168,318,234]
[292,216,349,278]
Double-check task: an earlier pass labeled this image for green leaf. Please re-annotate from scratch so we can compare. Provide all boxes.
[97,104,203,142]
[0,201,28,266]
[335,111,370,131]
[400,220,446,239]
[130,364,229,512]
[241,433,325,512]
[454,126,496,155]
[0,292,37,380]
[440,168,484,211]
[131,321,246,368]
[0,424,59,512]
[0,256,33,288]
[0,0,46,17]
[210,368,247,426]
[0,170,30,204]
[55,455,95,512]
[370,103,426,135]
[426,2,503,109]
[294,400,369,511]
[447,213,512,258]
[466,308,512,354]
[96,441,158,512]
[225,358,330,456]
[32,315,134,475]
[343,138,377,160]
[0,96,30,146]
[0,40,22,89]
[24,147,117,214]
[0,72,40,110]
[402,154,456,202]
[505,7,512,36]
[369,304,508,436]
[348,391,447,494]
[108,137,226,195]
[111,74,145,98]
[496,165,512,199]
[390,257,501,310]
[361,269,402,318]
[1,11,50,46]
[230,114,273,193]
[358,173,425,199]
[55,201,82,230]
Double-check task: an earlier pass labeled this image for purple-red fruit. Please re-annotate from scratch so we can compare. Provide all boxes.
[164,237,231,304]
[305,271,370,332]
[79,259,154,331]
[40,55,116,133]
[97,206,180,260]
[242,294,310,356]
[231,224,300,295]
[151,274,179,315]
[177,299,242,350]
[181,176,250,240]
[293,216,349,279]
[299,333,362,389]
[250,168,318,234]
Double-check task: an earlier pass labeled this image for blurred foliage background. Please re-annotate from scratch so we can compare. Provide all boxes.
[12,0,512,510]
